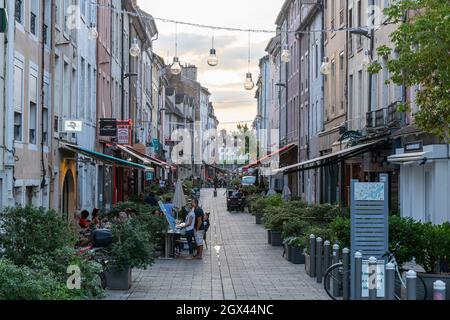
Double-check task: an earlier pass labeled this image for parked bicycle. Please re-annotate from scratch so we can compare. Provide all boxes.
[323,245,427,300]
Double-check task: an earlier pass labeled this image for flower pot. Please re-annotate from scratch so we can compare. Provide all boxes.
[255,213,263,225]
[270,231,283,247]
[418,273,450,300]
[105,267,132,290]
[290,246,305,264]
[267,229,272,244]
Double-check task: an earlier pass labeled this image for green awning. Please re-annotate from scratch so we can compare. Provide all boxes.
[62,143,153,171]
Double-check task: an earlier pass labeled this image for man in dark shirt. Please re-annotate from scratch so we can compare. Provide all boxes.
[192,199,205,259]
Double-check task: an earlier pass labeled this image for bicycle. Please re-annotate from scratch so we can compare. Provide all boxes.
[323,246,427,300]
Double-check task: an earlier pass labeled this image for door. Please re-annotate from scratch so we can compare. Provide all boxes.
[62,170,74,221]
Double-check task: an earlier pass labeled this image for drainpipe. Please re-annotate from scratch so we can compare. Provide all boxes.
[40,0,46,190]
[368,0,375,113]
[120,10,124,120]
[4,0,15,205]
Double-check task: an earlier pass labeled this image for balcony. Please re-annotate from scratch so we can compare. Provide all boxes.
[366,102,406,130]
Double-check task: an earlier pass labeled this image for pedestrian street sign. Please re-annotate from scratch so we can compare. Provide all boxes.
[350,173,389,299]
[361,260,386,298]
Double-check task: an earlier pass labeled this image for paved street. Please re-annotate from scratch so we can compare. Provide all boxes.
[106,189,328,300]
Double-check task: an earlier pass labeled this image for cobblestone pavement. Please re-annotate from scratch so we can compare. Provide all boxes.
[106,189,329,300]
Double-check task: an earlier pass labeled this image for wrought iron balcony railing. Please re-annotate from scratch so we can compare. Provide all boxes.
[366,102,406,129]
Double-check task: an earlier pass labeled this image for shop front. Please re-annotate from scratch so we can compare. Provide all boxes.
[388,143,450,224]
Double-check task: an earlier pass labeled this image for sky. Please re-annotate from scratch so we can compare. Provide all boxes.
[138,0,285,131]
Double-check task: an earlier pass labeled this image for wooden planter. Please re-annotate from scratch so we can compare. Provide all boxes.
[105,267,132,290]
[270,231,283,247]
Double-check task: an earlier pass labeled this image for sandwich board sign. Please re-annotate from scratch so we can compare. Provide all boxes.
[350,174,389,299]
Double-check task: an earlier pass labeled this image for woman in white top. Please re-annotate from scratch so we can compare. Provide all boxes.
[184,204,196,259]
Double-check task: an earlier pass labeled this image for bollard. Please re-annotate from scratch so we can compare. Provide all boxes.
[316,237,323,283]
[433,280,446,300]
[342,248,350,300]
[332,244,340,297]
[385,262,395,300]
[368,257,378,300]
[406,270,417,300]
[354,251,363,300]
[324,241,331,271]
[309,235,316,278]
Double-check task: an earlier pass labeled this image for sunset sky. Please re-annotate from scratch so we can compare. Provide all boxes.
[138,0,285,131]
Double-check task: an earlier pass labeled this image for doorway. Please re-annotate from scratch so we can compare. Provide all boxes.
[62,170,75,221]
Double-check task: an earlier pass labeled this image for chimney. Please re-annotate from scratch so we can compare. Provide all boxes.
[181,64,198,81]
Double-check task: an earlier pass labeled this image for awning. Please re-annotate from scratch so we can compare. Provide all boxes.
[243,143,296,170]
[388,151,431,164]
[273,139,385,175]
[62,143,152,171]
[116,145,170,169]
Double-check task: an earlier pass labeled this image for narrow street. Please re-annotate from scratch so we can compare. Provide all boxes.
[107,189,328,300]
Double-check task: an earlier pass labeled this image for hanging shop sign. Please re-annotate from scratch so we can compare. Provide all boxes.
[117,127,130,145]
[99,118,117,137]
[64,120,83,132]
[152,139,160,152]
[145,170,154,181]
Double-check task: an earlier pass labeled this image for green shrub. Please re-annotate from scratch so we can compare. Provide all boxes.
[110,219,155,271]
[329,216,351,248]
[388,215,425,267]
[282,219,311,239]
[0,258,76,300]
[241,185,258,196]
[0,206,75,266]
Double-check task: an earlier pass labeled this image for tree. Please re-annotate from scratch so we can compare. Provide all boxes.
[368,0,450,141]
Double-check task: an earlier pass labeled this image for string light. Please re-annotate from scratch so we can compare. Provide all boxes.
[244,31,255,91]
[130,38,141,57]
[171,23,182,75]
[90,2,389,35]
[207,30,218,67]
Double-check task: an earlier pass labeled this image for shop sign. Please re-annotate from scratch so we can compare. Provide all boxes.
[99,118,117,137]
[145,170,154,181]
[404,141,423,153]
[64,120,83,132]
[117,127,130,145]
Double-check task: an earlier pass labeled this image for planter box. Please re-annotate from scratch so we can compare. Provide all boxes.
[290,246,305,264]
[271,231,283,247]
[418,273,450,300]
[285,244,291,261]
[267,229,272,245]
[105,267,132,290]
[305,253,311,275]
[255,213,263,225]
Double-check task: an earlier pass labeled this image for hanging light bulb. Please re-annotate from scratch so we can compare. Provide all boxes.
[281,44,291,63]
[244,72,255,90]
[207,31,218,67]
[244,31,254,91]
[320,57,331,75]
[362,50,372,66]
[88,23,98,40]
[130,38,141,57]
[207,48,218,67]
[171,57,182,75]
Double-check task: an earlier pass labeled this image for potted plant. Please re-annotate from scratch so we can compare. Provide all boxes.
[289,237,306,264]
[283,237,295,262]
[106,216,157,290]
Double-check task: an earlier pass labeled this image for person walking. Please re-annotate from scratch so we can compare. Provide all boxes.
[192,199,205,259]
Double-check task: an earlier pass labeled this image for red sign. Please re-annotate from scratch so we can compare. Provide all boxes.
[117,120,132,145]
